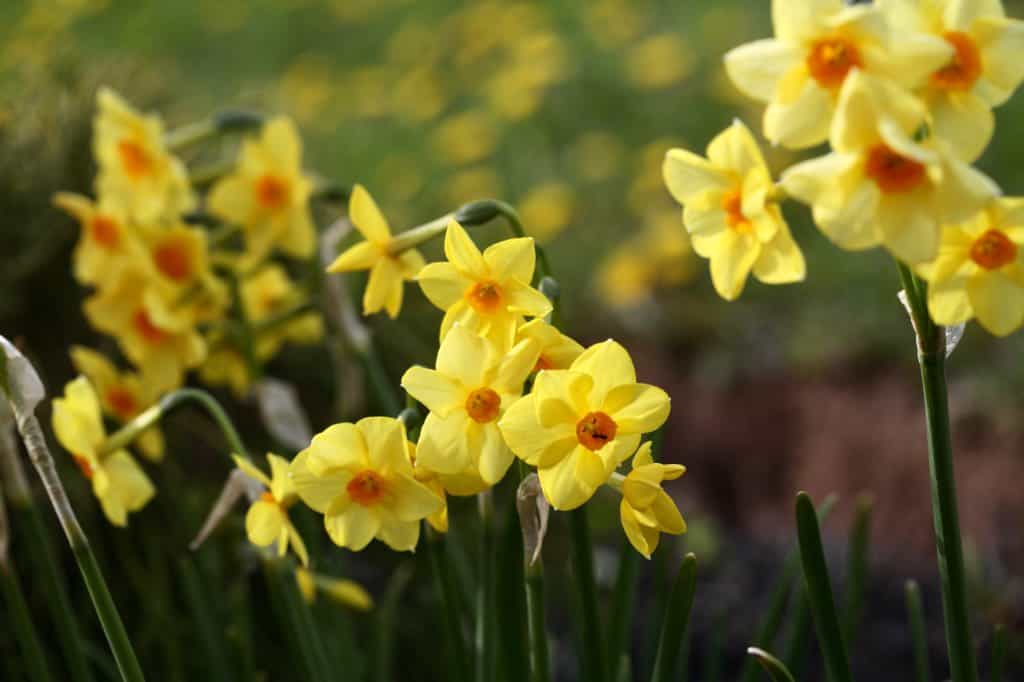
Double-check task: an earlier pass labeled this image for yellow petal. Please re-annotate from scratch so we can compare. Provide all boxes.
[304,423,365,475]
[377,518,421,552]
[103,450,155,512]
[135,428,165,462]
[651,490,687,535]
[415,412,473,474]
[318,577,374,611]
[401,366,463,417]
[709,230,760,301]
[620,501,658,559]
[494,338,540,392]
[876,194,941,265]
[267,453,294,501]
[753,217,806,284]
[246,500,284,547]
[498,394,577,468]
[324,503,380,551]
[444,220,486,276]
[603,383,671,434]
[52,377,105,457]
[932,156,1000,225]
[290,450,350,512]
[570,340,636,406]
[287,521,310,567]
[763,76,832,149]
[723,39,801,102]
[707,120,767,177]
[261,117,302,170]
[417,262,472,310]
[387,471,444,522]
[364,258,400,316]
[328,241,381,273]
[974,17,1024,105]
[436,325,488,388]
[632,442,654,468]
[773,0,844,42]
[483,237,536,284]
[968,271,1024,336]
[68,347,119,394]
[623,468,664,509]
[662,149,731,205]
[537,446,597,510]
[356,417,408,472]
[476,423,513,484]
[207,175,255,225]
[930,92,995,163]
[232,454,273,488]
[349,184,392,242]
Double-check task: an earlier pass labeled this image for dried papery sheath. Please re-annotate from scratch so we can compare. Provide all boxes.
[0,336,44,422]
[255,378,312,451]
[0,483,8,569]
[0,396,31,506]
[190,467,264,551]
[517,473,551,567]
[945,323,966,358]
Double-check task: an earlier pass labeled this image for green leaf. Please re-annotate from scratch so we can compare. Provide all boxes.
[746,647,796,682]
[650,553,697,682]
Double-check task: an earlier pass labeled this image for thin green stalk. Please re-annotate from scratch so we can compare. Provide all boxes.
[374,563,414,682]
[746,648,797,682]
[608,539,641,681]
[426,527,469,682]
[842,494,873,648]
[990,624,1006,682]
[795,492,853,682]
[496,501,528,682]
[0,556,53,682]
[649,553,697,682]
[569,505,607,682]
[905,580,931,682]
[525,559,551,682]
[782,586,812,678]
[476,491,497,682]
[178,558,232,681]
[263,559,322,682]
[705,611,726,682]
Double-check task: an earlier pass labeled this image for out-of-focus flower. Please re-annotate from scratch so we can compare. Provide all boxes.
[432,111,498,166]
[781,71,999,265]
[625,35,695,90]
[583,0,646,49]
[326,185,425,319]
[918,197,1024,336]
[724,0,951,148]
[290,417,442,552]
[208,117,316,262]
[880,0,1024,161]
[233,453,308,567]
[663,119,805,300]
[518,183,575,243]
[417,221,551,347]
[51,377,155,526]
[443,167,503,206]
[499,340,670,510]
[52,192,146,287]
[92,88,195,223]
[198,348,253,399]
[144,223,227,321]
[295,568,374,611]
[516,319,583,371]
[242,264,323,350]
[569,131,625,183]
[616,442,686,559]
[401,326,539,485]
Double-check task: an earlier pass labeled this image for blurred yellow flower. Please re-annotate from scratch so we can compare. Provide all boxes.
[52,377,155,526]
[401,326,539,485]
[583,0,645,49]
[52,192,146,287]
[663,119,805,300]
[432,111,498,166]
[326,184,426,319]
[518,183,575,243]
[918,197,1024,336]
[144,223,228,321]
[242,264,323,350]
[417,221,552,347]
[515,318,584,372]
[626,35,695,90]
[295,568,374,611]
[233,453,308,567]
[208,117,316,262]
[616,442,686,559]
[569,131,625,183]
[498,340,670,510]
[781,71,998,265]
[443,167,503,206]
[724,0,950,148]
[198,347,252,398]
[290,417,442,552]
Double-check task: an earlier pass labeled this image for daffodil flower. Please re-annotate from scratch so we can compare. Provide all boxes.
[290,417,443,552]
[232,453,309,567]
[781,70,999,265]
[663,119,806,300]
[880,0,1024,161]
[498,340,671,510]
[611,442,686,559]
[326,184,426,318]
[143,224,227,319]
[51,377,155,526]
[918,197,1024,336]
[401,325,540,486]
[52,192,147,287]
[516,318,584,371]
[724,0,951,148]
[417,221,552,347]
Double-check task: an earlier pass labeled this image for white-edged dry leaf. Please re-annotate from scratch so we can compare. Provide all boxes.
[255,378,313,451]
[190,468,264,551]
[516,473,550,566]
[0,335,45,421]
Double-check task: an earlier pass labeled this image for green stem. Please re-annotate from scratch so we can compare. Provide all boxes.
[0,557,53,682]
[990,624,1006,682]
[262,559,323,682]
[568,505,606,682]
[164,111,264,151]
[178,558,232,682]
[525,559,551,682]
[842,494,872,648]
[905,580,932,682]
[608,539,640,681]
[496,500,529,682]
[650,553,697,682]
[782,587,812,678]
[426,527,470,682]
[476,492,496,682]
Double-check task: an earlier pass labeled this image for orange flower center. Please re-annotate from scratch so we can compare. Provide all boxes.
[720,188,752,233]
[865,144,926,194]
[576,411,618,451]
[931,31,982,91]
[534,355,553,372]
[90,215,120,249]
[74,455,95,480]
[153,239,194,282]
[806,37,862,90]
[132,309,166,345]
[117,139,152,179]
[465,387,501,423]
[347,470,387,507]
[970,229,1017,270]
[256,174,290,210]
[260,491,277,504]
[105,386,138,419]
[466,280,504,313]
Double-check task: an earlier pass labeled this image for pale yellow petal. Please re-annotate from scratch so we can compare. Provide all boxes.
[327,241,381,273]
[497,394,577,468]
[603,383,671,434]
[570,340,636,406]
[723,39,802,102]
[102,450,155,513]
[709,230,760,301]
[968,271,1024,336]
[928,275,974,325]
[401,366,463,417]
[753,218,806,284]
[376,517,421,552]
[662,149,731,205]
[412,412,473,474]
[349,184,391,242]
[246,500,284,547]
[436,325,488,388]
[763,76,832,150]
[974,17,1024,105]
[444,220,486,276]
[537,446,597,510]
[304,423,365,475]
[386,472,443,522]
[417,262,472,310]
[504,282,553,317]
[356,417,408,472]
[476,423,513,484]
[876,195,941,265]
[707,119,767,177]
[929,92,994,163]
[324,503,379,551]
[290,450,350,512]
[232,454,273,488]
[483,237,536,284]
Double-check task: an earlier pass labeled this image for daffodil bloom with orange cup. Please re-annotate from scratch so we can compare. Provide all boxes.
[917,197,1024,336]
[724,0,951,149]
[51,377,155,527]
[498,340,671,511]
[142,223,228,322]
[232,453,309,567]
[326,184,426,318]
[780,70,999,265]
[609,442,687,559]
[401,325,540,485]
[290,417,442,552]
[416,220,552,347]
[93,87,195,223]
[515,318,584,372]
[662,119,806,301]
[207,116,316,262]
[880,0,1024,161]
[52,192,148,287]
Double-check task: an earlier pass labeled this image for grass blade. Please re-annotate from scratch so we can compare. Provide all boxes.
[842,494,873,648]
[649,553,697,682]
[990,624,1006,682]
[0,556,53,682]
[426,527,470,682]
[569,505,607,682]
[905,580,931,682]
[747,647,797,682]
[609,539,641,681]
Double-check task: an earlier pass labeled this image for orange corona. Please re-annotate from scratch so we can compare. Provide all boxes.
[576,411,618,451]
[153,240,193,282]
[117,139,152,179]
[721,188,752,233]
[256,175,290,210]
[132,309,166,345]
[931,32,982,91]
[865,144,926,194]
[970,229,1017,270]
[466,280,504,313]
[105,387,138,419]
[465,388,501,423]
[806,37,862,90]
[347,470,387,506]
[90,216,120,248]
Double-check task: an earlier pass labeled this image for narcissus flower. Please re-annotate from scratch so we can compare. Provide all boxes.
[70,346,166,461]
[781,71,999,265]
[724,0,950,148]
[242,264,324,353]
[663,120,805,300]
[326,184,426,318]
[498,340,671,510]
[516,318,584,372]
[295,568,373,611]
[144,224,225,312]
[51,377,155,526]
[918,197,1024,336]
[52,192,146,286]
[401,325,539,485]
[881,0,1024,161]
[417,221,552,347]
[613,442,686,559]
[208,117,316,261]
[93,88,195,223]
[233,453,308,567]
[290,417,442,552]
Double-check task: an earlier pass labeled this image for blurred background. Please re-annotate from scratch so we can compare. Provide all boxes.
[1,0,1023,680]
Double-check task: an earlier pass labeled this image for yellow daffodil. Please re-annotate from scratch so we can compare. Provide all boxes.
[724,0,951,148]
[51,377,155,526]
[417,221,552,347]
[498,340,671,510]
[290,417,442,552]
[208,116,316,262]
[918,197,1024,336]
[781,71,999,265]
[93,88,195,223]
[198,347,252,398]
[515,318,583,372]
[326,184,426,318]
[52,192,147,287]
[881,0,1024,161]
[663,120,805,300]
[84,272,206,390]
[295,568,374,611]
[614,442,686,559]
[233,453,308,567]
[69,346,166,461]
[401,325,540,485]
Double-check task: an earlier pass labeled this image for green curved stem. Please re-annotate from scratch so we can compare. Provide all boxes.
[426,527,470,682]
[650,553,697,682]
[569,506,606,682]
